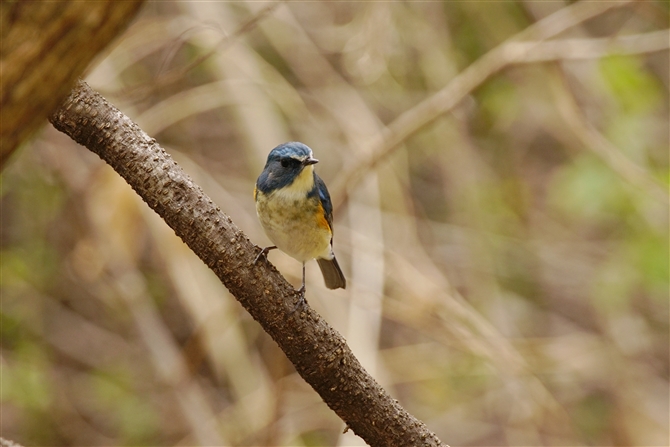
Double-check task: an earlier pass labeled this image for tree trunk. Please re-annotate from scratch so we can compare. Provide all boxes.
[0,0,144,169]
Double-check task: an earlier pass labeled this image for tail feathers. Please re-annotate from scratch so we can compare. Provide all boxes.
[317,257,346,290]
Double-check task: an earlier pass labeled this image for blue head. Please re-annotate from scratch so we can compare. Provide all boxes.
[256,142,319,193]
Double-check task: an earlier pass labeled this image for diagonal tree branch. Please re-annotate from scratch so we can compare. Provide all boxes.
[49,79,447,447]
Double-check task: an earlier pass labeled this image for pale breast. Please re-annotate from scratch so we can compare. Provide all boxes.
[256,190,332,262]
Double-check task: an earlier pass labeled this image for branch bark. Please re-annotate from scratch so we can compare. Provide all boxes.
[49,79,447,447]
[0,0,144,169]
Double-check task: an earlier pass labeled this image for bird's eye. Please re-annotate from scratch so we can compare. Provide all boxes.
[280,159,289,168]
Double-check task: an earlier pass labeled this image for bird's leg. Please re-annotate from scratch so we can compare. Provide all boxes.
[253,245,277,264]
[298,262,306,294]
[291,263,307,313]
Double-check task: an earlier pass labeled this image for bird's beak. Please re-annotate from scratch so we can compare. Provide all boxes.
[303,157,319,166]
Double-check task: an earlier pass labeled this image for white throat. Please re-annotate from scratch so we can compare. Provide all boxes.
[277,165,315,198]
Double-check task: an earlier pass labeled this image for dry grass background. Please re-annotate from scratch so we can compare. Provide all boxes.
[1,1,668,446]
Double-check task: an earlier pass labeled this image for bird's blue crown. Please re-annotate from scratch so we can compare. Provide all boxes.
[266,142,313,162]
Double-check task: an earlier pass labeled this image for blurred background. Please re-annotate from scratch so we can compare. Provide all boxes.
[1,1,668,446]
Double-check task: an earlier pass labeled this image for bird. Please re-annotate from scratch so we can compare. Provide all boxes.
[254,142,346,303]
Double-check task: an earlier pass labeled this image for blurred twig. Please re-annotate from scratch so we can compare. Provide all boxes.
[550,69,669,204]
[108,268,226,445]
[505,29,669,62]
[122,2,282,102]
[49,79,448,447]
[330,0,664,207]
[0,438,24,447]
[167,2,282,77]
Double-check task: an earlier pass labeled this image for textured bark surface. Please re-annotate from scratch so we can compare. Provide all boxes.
[0,0,144,168]
[49,79,447,447]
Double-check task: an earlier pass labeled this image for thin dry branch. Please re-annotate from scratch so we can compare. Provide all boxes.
[121,2,281,103]
[48,79,448,447]
[0,438,23,447]
[329,0,666,206]
[505,29,669,62]
[550,69,669,204]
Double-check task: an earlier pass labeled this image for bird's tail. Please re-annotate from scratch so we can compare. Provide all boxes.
[317,256,346,290]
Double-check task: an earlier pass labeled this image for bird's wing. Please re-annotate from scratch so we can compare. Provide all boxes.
[314,173,334,232]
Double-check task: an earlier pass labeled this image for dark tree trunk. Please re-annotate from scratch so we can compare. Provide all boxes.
[0,0,144,168]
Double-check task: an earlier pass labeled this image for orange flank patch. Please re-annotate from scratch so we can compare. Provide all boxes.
[253,185,257,201]
[316,202,330,231]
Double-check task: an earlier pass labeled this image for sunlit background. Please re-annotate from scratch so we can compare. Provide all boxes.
[2,2,668,446]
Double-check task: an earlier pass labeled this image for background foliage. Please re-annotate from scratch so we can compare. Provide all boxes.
[2,1,668,446]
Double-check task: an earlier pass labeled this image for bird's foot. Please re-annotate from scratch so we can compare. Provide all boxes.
[290,285,307,314]
[253,245,277,264]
